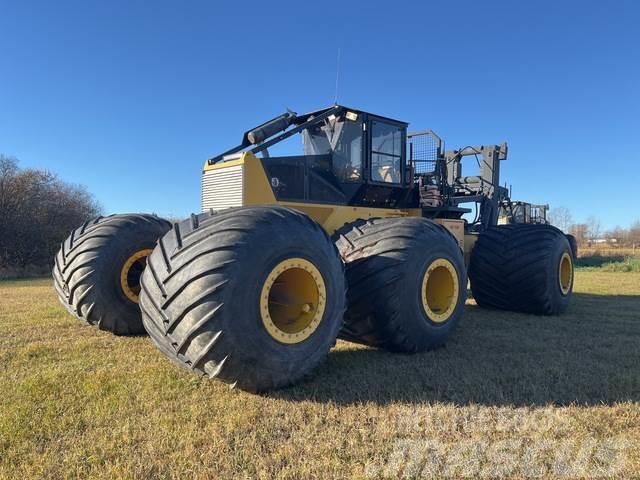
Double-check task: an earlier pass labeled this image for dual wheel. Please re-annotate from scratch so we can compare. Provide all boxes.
[53,207,574,392]
[469,224,574,315]
[54,207,466,392]
[138,208,465,391]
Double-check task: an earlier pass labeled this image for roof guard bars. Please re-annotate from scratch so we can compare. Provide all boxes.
[207,105,343,165]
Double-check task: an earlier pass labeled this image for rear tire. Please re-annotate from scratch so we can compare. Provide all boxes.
[566,233,578,260]
[469,224,574,315]
[53,214,172,334]
[335,217,466,352]
[139,206,345,392]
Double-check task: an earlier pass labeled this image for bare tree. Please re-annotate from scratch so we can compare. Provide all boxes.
[586,215,602,242]
[570,223,588,246]
[549,206,573,233]
[0,155,102,273]
[605,226,627,244]
[630,220,640,247]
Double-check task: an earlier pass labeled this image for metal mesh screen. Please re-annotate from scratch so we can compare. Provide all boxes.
[408,131,440,174]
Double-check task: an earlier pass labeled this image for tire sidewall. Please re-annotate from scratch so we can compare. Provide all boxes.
[97,230,157,313]
[83,221,168,332]
[217,215,344,377]
[397,235,466,346]
[546,234,573,314]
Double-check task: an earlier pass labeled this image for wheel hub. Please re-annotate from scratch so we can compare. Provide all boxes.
[559,252,573,295]
[260,258,326,344]
[120,249,152,303]
[421,258,458,323]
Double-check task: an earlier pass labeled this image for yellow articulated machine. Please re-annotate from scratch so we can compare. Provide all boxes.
[53,105,575,392]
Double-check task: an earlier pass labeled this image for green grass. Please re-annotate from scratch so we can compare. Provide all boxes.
[576,255,640,272]
[1,273,639,479]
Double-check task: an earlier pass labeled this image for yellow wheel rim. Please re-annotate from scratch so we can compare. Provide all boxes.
[421,258,459,323]
[120,249,152,303]
[559,252,573,295]
[260,258,326,344]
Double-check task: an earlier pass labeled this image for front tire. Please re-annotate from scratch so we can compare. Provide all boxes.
[139,206,345,392]
[53,214,172,334]
[335,217,466,352]
[469,224,574,315]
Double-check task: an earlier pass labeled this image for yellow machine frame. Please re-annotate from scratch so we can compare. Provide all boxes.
[204,152,478,262]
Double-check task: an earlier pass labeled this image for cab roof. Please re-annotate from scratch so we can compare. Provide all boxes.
[296,105,408,127]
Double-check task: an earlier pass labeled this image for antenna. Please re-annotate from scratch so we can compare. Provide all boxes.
[334,47,341,105]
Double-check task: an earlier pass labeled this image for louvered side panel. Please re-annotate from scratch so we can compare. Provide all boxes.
[201,165,244,212]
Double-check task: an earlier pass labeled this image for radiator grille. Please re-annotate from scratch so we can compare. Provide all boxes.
[201,165,244,212]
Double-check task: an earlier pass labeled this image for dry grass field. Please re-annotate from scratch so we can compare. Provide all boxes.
[1,270,639,479]
[577,247,637,258]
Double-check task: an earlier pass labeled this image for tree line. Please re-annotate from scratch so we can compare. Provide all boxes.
[0,155,101,276]
[549,206,640,247]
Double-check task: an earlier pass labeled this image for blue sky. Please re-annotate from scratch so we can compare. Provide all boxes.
[1,0,638,229]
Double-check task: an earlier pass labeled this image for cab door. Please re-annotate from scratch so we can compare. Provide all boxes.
[367,117,406,186]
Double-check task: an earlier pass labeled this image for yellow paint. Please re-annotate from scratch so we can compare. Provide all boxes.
[202,152,420,234]
[434,218,465,249]
[120,249,153,303]
[559,252,573,295]
[242,153,277,205]
[202,157,245,171]
[259,258,326,344]
[281,203,420,234]
[421,258,459,323]
[463,233,478,268]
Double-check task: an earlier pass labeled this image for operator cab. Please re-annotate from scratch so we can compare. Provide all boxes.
[302,108,408,186]
[208,105,412,208]
[262,106,410,208]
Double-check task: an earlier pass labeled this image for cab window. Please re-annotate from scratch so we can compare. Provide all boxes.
[303,115,363,182]
[371,121,402,183]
